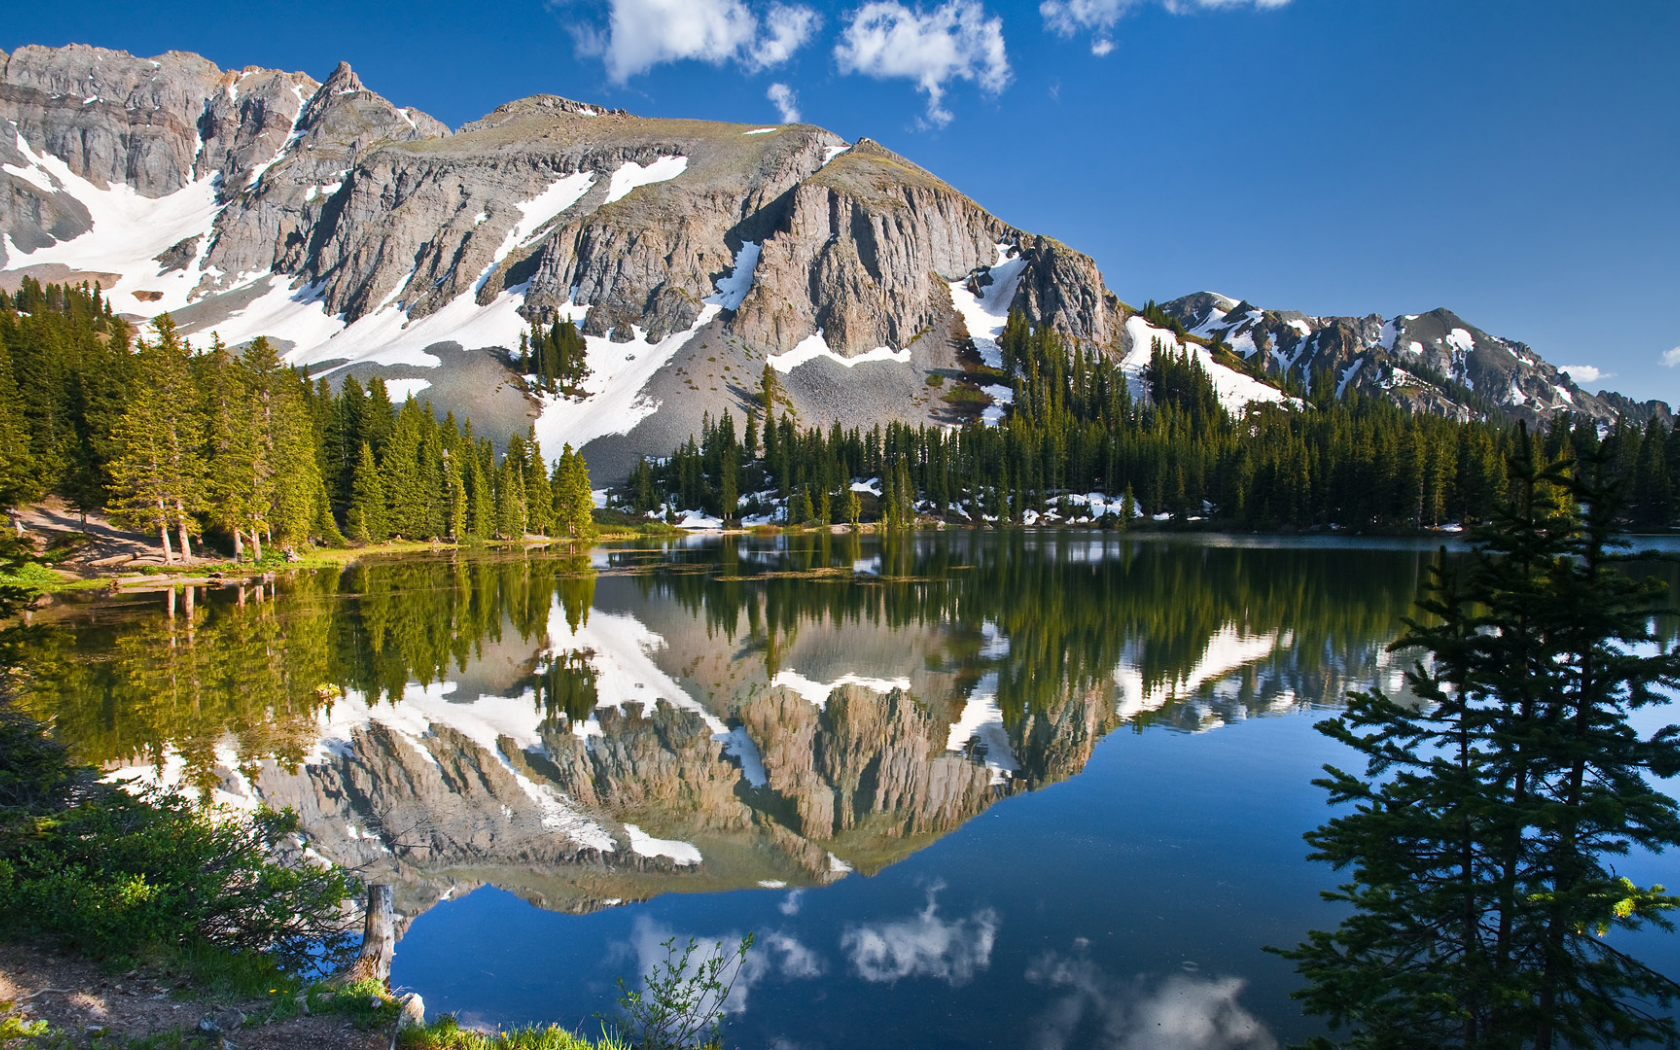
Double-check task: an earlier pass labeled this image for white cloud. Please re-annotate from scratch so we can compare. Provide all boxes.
[840,887,999,984]
[1025,950,1278,1050]
[753,4,822,69]
[1663,348,1680,368]
[767,82,801,122]
[834,0,1012,127]
[1558,364,1612,385]
[572,0,819,82]
[1040,0,1289,56]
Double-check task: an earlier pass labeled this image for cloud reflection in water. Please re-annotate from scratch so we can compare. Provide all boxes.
[841,886,999,985]
[1025,950,1277,1050]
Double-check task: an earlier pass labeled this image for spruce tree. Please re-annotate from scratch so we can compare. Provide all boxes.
[494,455,526,540]
[106,317,206,563]
[554,444,596,541]
[1278,432,1680,1049]
[346,442,387,543]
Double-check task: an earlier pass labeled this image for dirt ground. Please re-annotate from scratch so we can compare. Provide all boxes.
[0,943,389,1049]
[14,499,173,575]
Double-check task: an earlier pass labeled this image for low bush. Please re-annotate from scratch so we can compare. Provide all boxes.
[0,703,357,975]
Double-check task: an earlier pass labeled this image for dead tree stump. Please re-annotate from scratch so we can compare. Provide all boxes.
[346,884,395,983]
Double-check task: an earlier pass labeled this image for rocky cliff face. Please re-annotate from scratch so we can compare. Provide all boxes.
[1162,293,1670,426]
[1,43,1656,479]
[0,44,1130,479]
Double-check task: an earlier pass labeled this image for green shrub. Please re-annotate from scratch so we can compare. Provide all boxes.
[0,704,356,973]
[925,373,945,387]
[940,385,990,407]
[612,934,753,1050]
[401,1015,628,1049]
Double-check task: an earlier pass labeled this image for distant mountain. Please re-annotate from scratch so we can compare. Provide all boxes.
[0,43,1659,482]
[1159,293,1671,427]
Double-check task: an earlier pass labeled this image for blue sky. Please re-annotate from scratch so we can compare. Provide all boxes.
[8,0,1678,402]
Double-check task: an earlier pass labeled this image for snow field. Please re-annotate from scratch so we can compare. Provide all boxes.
[1120,316,1294,416]
[766,330,912,373]
[604,154,687,205]
[2,125,222,317]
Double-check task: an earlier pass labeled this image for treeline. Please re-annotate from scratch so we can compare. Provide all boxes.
[633,309,1680,530]
[0,279,594,561]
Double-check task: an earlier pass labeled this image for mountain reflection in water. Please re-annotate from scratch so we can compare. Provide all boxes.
[19,535,1436,914]
[23,532,1564,1046]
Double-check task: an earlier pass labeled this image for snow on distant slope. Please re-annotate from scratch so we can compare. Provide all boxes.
[504,171,597,250]
[532,303,721,455]
[1,127,222,315]
[212,275,534,370]
[604,155,687,204]
[766,330,911,373]
[947,244,1027,369]
[706,241,761,311]
[1121,316,1293,416]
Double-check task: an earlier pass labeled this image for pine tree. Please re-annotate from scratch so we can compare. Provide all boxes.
[467,450,494,543]
[494,455,526,540]
[106,317,206,563]
[523,436,555,536]
[554,444,597,541]
[346,442,387,543]
[1278,432,1680,1049]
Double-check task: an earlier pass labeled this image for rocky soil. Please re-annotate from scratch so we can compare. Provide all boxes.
[0,943,387,1049]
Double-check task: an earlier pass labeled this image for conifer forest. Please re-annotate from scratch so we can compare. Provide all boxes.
[0,280,597,561]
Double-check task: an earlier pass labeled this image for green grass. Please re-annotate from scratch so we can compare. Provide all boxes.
[0,561,66,593]
[400,1015,630,1050]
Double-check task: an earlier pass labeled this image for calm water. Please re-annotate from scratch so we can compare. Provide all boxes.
[17,532,1680,1049]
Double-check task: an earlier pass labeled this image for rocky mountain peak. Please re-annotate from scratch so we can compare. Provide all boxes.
[1,41,1664,480]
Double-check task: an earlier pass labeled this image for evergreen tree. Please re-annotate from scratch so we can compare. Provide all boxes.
[494,455,526,540]
[467,450,494,543]
[1278,432,1680,1048]
[346,442,388,543]
[523,436,555,536]
[106,317,206,562]
[554,444,597,541]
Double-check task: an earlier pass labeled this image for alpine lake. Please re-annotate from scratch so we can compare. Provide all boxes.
[16,531,1680,1049]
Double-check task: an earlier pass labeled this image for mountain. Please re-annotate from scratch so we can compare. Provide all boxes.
[0,43,1659,481]
[1159,293,1672,426]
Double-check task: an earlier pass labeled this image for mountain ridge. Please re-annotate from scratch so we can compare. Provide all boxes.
[0,42,1661,482]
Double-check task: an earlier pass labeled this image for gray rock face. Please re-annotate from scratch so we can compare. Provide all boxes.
[0,43,1132,473]
[1161,293,1663,425]
[2,41,1650,470]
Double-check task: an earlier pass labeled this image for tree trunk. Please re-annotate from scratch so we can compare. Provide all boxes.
[175,498,193,563]
[158,520,174,565]
[347,884,395,983]
[251,526,263,563]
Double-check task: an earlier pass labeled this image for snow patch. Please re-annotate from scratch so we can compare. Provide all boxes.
[705,241,760,311]
[384,378,432,402]
[767,330,911,373]
[604,155,687,205]
[531,303,722,461]
[624,824,702,865]
[504,171,597,250]
[770,670,912,711]
[2,127,222,317]
[1121,316,1294,416]
[980,382,1013,426]
[947,244,1027,369]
